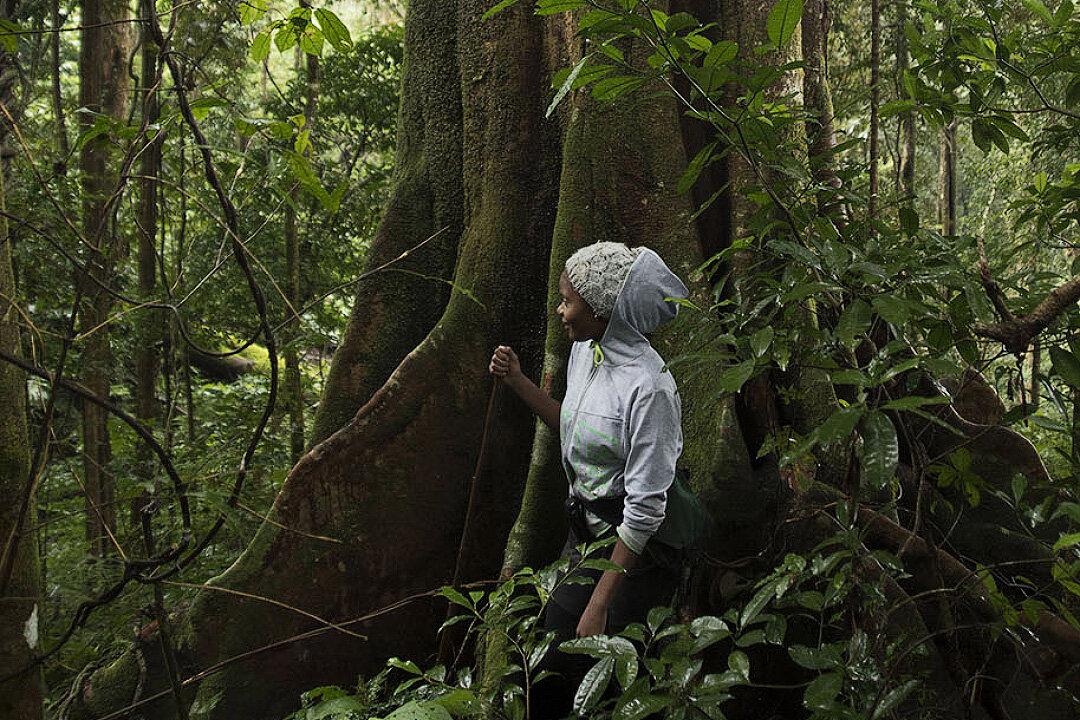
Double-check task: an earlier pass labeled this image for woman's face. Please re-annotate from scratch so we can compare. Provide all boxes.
[557,271,608,342]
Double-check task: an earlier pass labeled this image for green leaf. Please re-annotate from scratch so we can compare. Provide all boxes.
[189,97,228,122]
[880,99,917,118]
[762,614,786,644]
[704,40,738,67]
[238,0,268,25]
[766,0,804,50]
[871,295,910,326]
[307,695,364,720]
[615,653,638,689]
[647,606,672,632]
[482,0,521,21]
[546,56,588,118]
[573,657,614,714]
[871,680,919,720]
[690,616,731,653]
[380,701,453,720]
[803,671,842,710]
[387,657,423,675]
[275,25,299,53]
[727,650,750,681]
[1021,0,1056,24]
[1034,172,1048,194]
[437,586,473,609]
[614,694,668,720]
[250,30,271,62]
[433,688,481,717]
[716,360,755,393]
[1050,346,1080,390]
[749,326,774,358]
[591,75,645,102]
[314,8,352,50]
[300,27,325,56]
[536,0,585,15]
[0,19,20,53]
[860,412,898,491]
[816,405,864,445]
[740,578,779,628]
[836,300,871,349]
[789,644,840,671]
[1056,0,1075,23]
[560,635,636,658]
[1053,532,1080,551]
[678,141,716,195]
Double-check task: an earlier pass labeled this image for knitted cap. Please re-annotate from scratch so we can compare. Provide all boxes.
[565,242,643,318]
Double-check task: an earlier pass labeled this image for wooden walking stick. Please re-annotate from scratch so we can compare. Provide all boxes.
[436,376,502,667]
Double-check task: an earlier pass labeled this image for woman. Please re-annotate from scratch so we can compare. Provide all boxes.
[489,241,689,639]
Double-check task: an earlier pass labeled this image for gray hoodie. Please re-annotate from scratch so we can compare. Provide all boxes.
[559,248,690,555]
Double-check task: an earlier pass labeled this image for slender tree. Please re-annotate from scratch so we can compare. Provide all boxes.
[75,0,132,556]
[896,0,916,200]
[135,0,162,497]
[869,0,881,220]
[939,118,957,234]
[50,0,69,170]
[283,37,321,466]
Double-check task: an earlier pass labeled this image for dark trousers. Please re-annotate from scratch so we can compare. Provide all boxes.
[530,530,679,719]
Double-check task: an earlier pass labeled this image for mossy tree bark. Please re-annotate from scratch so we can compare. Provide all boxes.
[0,173,40,720]
[66,1,1080,718]
[0,0,42,713]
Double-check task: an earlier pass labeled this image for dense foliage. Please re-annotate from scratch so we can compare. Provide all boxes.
[3,0,1080,717]
[0,0,402,707]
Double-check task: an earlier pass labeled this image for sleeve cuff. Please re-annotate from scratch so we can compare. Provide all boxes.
[616,524,650,556]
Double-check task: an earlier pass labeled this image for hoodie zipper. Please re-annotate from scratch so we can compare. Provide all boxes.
[567,341,604,496]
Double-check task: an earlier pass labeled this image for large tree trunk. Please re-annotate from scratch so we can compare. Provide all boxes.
[65,2,1080,719]
[0,172,40,720]
[0,0,42,712]
[76,0,131,557]
[308,0,465,446]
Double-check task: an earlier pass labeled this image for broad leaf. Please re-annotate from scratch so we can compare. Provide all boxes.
[766,0,804,49]
[1050,346,1080,390]
[860,411,898,491]
[314,8,352,50]
[573,657,614,714]
[803,671,842,710]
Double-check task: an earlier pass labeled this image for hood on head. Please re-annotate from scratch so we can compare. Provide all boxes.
[596,248,688,365]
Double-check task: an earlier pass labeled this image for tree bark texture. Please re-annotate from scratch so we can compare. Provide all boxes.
[869,0,881,221]
[65,2,1080,719]
[76,0,131,556]
[135,0,162,496]
[50,0,69,169]
[0,0,43,712]
[803,0,842,206]
[896,0,916,200]
[939,118,957,235]
[0,172,41,720]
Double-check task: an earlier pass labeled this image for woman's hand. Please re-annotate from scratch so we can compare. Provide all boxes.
[489,345,561,430]
[576,601,608,637]
[489,345,522,381]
